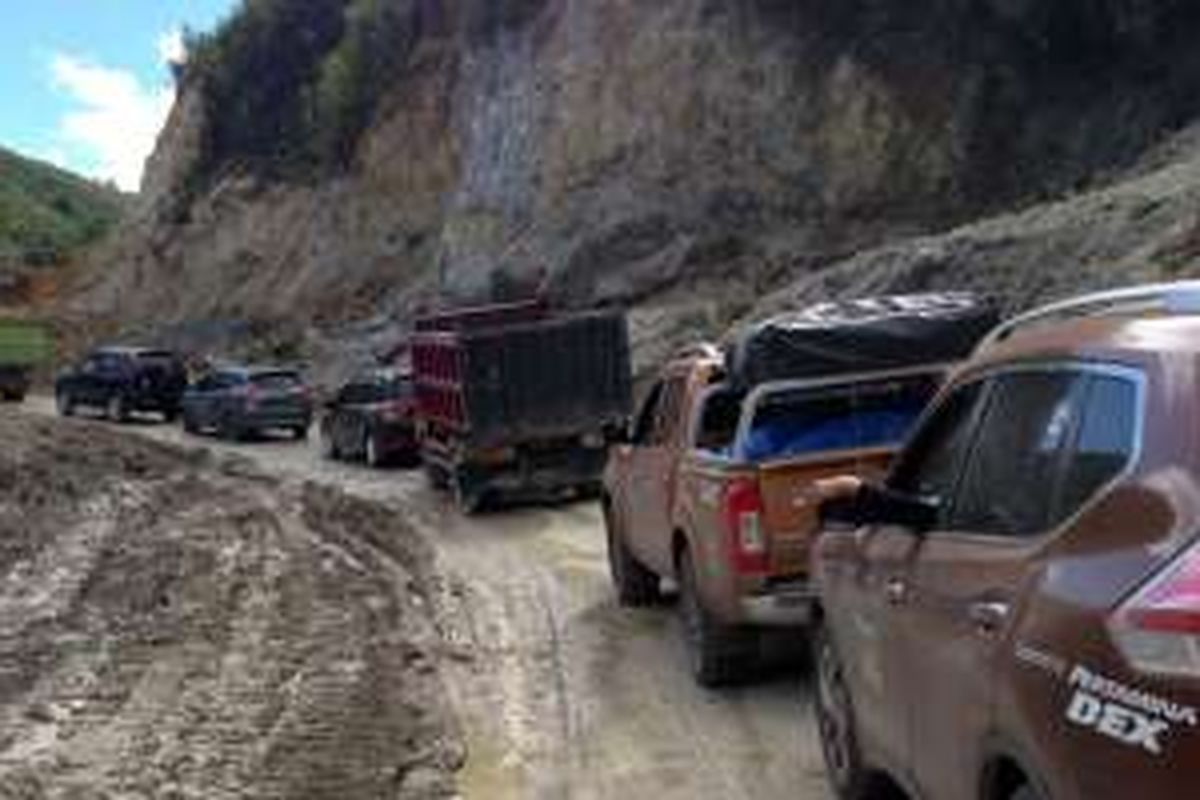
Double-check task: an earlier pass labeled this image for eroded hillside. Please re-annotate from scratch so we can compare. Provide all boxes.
[73,0,1200,369]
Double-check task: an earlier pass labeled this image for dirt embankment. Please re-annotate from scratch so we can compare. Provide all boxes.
[0,411,461,799]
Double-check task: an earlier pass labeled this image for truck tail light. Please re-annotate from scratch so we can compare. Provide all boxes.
[724,477,768,575]
[1111,537,1200,677]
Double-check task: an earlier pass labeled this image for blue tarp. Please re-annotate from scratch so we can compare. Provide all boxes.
[741,404,925,462]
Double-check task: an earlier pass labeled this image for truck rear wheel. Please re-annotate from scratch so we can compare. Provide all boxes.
[452,470,487,515]
[604,502,660,606]
[678,547,754,688]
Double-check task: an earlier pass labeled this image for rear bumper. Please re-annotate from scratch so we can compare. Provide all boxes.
[425,438,609,494]
[240,409,311,430]
[737,582,816,627]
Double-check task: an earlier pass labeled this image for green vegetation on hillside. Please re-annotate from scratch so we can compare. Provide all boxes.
[183,0,420,182]
[0,148,125,268]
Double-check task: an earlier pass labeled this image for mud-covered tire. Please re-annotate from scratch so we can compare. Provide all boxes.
[218,415,245,442]
[320,427,339,460]
[162,407,179,424]
[364,431,383,468]
[106,394,130,423]
[182,410,200,434]
[425,462,449,490]
[292,425,308,441]
[814,621,882,800]
[677,547,754,688]
[453,474,486,515]
[604,502,660,606]
[57,391,75,417]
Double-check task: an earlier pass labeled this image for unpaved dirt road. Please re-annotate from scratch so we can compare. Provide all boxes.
[22,398,832,800]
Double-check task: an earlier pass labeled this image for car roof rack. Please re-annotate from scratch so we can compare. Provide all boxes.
[979,280,1200,350]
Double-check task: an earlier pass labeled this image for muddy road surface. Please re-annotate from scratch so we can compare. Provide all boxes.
[0,409,459,799]
[21,398,832,800]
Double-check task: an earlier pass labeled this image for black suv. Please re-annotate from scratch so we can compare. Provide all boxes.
[56,347,187,422]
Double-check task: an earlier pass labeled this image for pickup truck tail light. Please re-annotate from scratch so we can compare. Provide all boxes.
[724,477,768,575]
[1111,537,1200,677]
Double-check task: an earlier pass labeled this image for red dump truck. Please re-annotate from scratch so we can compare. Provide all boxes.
[411,300,632,512]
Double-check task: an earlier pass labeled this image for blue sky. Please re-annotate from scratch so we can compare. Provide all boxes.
[1,1,240,190]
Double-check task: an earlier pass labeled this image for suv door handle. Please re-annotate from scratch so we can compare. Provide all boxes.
[968,601,1011,635]
[885,577,908,606]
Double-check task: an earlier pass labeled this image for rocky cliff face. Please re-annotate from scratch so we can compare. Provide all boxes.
[75,0,1200,373]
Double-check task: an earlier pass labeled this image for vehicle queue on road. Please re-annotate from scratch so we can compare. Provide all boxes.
[31,282,1200,800]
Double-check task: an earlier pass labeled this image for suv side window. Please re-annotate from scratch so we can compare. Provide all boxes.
[1055,374,1138,520]
[889,380,987,508]
[948,371,1085,537]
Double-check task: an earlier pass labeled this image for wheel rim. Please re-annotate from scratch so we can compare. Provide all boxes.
[816,634,856,788]
[57,393,69,414]
[108,395,122,420]
[366,434,378,466]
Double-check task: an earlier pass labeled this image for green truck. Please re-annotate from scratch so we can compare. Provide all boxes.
[0,319,52,402]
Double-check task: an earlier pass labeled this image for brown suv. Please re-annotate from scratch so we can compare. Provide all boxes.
[811,282,1200,800]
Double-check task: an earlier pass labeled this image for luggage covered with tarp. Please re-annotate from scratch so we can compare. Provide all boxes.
[726,293,999,389]
[0,318,52,366]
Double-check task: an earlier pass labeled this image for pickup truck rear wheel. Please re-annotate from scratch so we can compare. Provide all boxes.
[678,547,753,687]
[604,504,660,606]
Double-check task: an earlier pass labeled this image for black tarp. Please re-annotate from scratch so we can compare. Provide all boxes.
[726,293,1000,389]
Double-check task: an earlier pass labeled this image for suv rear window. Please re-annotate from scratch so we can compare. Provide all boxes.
[252,372,302,391]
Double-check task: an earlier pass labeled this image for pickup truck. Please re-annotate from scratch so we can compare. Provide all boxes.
[602,293,999,686]
[603,352,944,685]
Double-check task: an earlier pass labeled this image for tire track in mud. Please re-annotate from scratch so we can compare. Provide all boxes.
[21,398,832,800]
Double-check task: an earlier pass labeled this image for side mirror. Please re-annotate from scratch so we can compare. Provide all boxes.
[820,483,940,532]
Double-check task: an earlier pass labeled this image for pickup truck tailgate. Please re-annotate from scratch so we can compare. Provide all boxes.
[758,446,895,574]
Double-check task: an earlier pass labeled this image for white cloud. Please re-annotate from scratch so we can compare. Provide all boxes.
[49,52,174,191]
